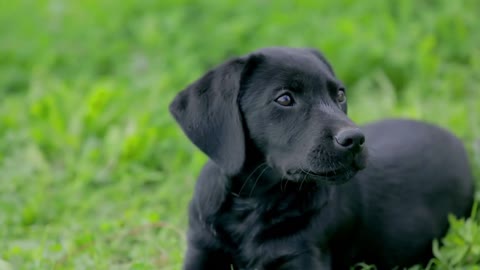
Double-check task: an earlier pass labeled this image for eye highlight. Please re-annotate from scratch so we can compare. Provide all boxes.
[275,94,295,106]
[336,90,346,104]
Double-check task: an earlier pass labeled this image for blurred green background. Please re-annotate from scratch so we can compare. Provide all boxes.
[1,0,479,269]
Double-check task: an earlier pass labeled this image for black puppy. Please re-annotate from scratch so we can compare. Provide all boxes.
[169,47,474,269]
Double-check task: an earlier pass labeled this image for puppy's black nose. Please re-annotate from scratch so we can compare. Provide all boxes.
[334,128,365,152]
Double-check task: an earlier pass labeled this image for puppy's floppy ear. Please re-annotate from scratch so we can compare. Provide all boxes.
[305,48,336,77]
[169,56,253,176]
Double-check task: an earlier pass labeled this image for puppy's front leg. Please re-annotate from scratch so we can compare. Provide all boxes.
[183,245,232,270]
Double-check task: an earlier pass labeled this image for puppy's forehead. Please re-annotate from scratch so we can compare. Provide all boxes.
[252,48,333,78]
[250,47,338,87]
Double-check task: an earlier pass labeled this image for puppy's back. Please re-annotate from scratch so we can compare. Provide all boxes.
[352,118,474,268]
[363,118,473,215]
[362,119,473,194]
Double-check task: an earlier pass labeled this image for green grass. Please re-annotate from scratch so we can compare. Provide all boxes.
[1,0,479,269]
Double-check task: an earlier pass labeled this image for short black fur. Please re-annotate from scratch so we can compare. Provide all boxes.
[169,47,475,269]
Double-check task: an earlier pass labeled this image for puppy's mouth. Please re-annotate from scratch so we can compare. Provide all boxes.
[285,166,357,185]
[308,167,350,178]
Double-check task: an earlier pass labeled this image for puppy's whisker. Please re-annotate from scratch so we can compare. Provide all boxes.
[238,163,267,195]
[331,161,338,176]
[249,166,270,197]
[299,173,308,191]
[335,160,345,176]
[283,176,288,191]
[280,175,286,191]
[299,168,310,191]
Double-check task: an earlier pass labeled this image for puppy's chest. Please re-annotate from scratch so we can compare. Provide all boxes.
[212,193,321,267]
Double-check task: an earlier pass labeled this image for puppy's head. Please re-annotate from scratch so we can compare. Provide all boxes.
[170,47,367,184]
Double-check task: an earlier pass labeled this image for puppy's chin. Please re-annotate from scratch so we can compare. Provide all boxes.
[285,167,358,185]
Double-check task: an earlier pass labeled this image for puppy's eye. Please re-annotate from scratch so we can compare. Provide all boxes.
[336,90,346,103]
[275,94,294,106]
